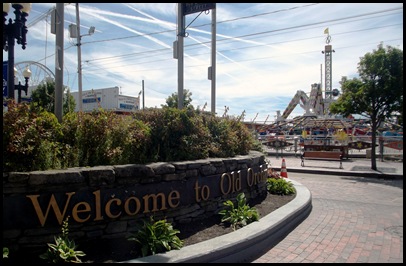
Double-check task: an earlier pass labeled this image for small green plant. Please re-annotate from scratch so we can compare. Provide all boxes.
[218,192,260,231]
[39,216,86,263]
[266,177,296,195]
[128,216,183,257]
[3,247,9,258]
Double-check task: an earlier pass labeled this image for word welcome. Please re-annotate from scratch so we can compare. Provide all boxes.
[26,165,268,227]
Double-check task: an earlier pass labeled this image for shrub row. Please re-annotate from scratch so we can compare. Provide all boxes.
[3,101,263,172]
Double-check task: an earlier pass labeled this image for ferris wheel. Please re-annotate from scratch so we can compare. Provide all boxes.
[14,61,55,89]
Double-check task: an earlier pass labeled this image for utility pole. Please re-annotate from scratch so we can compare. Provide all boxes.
[176,3,184,109]
[142,79,145,110]
[55,3,64,122]
[210,6,216,114]
[76,3,83,112]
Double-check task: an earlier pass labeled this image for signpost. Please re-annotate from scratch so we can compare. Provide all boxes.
[182,3,215,15]
[177,3,216,113]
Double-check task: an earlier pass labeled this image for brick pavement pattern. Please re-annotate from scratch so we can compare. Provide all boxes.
[251,173,403,263]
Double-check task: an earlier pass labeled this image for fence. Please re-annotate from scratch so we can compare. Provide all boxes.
[260,134,403,160]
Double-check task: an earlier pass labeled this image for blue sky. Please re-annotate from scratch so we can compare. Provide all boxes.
[4,3,403,123]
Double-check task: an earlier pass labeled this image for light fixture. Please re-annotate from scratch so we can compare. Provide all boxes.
[3,3,32,101]
[13,66,31,103]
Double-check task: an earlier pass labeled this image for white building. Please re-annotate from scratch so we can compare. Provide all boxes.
[71,86,140,113]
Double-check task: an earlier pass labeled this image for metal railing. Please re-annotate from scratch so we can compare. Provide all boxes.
[259,134,403,160]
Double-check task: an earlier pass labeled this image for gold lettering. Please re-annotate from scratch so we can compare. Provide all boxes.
[194,181,202,202]
[201,185,210,201]
[93,190,103,221]
[71,202,91,223]
[24,165,266,227]
[247,168,254,186]
[26,192,75,227]
[261,165,268,182]
[143,193,166,213]
[220,173,232,195]
[167,191,180,208]
[232,170,242,192]
[105,198,122,219]
[124,196,141,216]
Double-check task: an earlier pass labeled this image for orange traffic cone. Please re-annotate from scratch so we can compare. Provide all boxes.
[280,158,288,178]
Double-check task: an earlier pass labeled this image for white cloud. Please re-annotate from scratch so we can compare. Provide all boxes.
[4,3,403,123]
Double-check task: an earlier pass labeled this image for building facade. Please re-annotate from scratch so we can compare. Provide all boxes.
[71,86,140,113]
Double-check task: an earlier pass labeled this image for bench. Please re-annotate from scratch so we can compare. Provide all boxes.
[301,151,343,169]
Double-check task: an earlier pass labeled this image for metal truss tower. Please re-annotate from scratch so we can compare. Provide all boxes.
[322,28,334,116]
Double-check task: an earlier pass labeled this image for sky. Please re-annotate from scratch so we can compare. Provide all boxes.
[4,3,403,124]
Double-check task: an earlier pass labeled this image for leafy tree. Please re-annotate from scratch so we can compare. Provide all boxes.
[329,43,403,170]
[162,89,194,109]
[30,79,76,115]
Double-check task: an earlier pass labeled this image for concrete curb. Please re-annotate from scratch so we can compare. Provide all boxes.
[272,167,403,179]
[122,179,312,263]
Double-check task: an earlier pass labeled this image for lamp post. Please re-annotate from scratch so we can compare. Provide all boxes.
[3,3,31,100]
[14,66,31,103]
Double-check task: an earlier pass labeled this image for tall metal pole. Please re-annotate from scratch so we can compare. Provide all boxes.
[210,6,216,114]
[7,31,15,100]
[177,3,184,109]
[54,3,64,122]
[4,4,30,102]
[142,79,145,110]
[76,3,83,112]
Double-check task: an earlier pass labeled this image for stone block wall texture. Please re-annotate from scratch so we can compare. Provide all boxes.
[3,151,268,252]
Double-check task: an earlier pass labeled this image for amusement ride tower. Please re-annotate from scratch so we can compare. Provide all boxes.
[321,28,336,116]
[274,28,339,122]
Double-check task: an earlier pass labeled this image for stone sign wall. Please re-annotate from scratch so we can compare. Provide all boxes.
[3,151,268,252]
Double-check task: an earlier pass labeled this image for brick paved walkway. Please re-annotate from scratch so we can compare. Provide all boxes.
[251,172,403,263]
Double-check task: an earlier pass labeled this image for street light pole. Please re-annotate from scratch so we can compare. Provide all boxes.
[3,3,31,100]
[70,3,95,112]
[76,3,83,112]
[14,66,31,103]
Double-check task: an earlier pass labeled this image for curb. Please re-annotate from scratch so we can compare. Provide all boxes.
[122,179,312,263]
[272,167,403,180]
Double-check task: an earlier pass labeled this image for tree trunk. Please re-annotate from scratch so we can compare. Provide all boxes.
[370,121,377,170]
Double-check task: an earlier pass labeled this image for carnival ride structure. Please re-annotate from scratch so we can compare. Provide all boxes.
[275,83,332,122]
[269,28,342,130]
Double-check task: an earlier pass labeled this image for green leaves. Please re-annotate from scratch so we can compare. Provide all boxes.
[39,216,86,263]
[266,178,296,195]
[218,193,260,231]
[2,101,65,172]
[3,247,9,259]
[40,236,86,263]
[128,216,183,257]
[4,105,257,172]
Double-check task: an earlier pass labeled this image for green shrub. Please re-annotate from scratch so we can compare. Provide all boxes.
[205,116,239,157]
[59,111,80,168]
[39,216,86,263]
[108,116,152,165]
[3,247,9,259]
[2,101,65,172]
[75,109,114,167]
[218,192,260,231]
[203,114,255,158]
[128,216,183,257]
[134,107,212,162]
[4,105,258,172]
[266,177,296,195]
[250,135,264,152]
